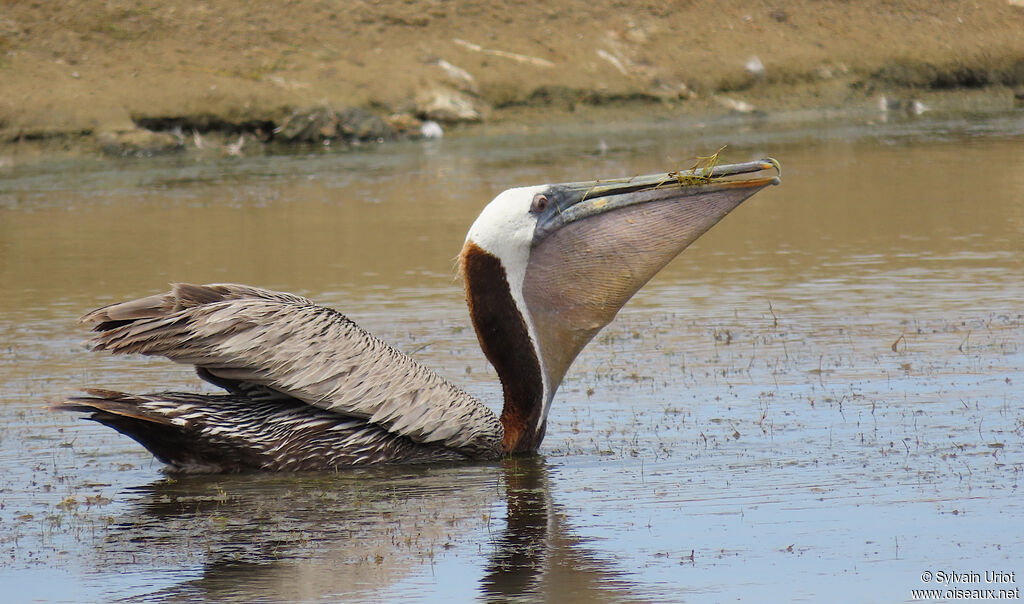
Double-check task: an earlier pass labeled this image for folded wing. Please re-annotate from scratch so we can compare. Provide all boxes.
[81,283,503,459]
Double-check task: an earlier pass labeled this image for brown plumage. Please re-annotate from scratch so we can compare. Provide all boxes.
[56,283,501,472]
[55,160,780,473]
[59,389,467,472]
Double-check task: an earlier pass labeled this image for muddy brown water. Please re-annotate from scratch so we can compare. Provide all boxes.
[1,112,1022,603]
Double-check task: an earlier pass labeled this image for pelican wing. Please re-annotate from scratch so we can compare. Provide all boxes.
[81,283,503,458]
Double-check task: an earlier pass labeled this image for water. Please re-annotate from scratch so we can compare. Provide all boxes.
[1,112,1023,603]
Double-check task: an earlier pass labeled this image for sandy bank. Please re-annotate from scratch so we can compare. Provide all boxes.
[1,0,1023,156]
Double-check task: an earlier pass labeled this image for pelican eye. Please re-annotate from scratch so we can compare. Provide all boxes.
[530,194,549,213]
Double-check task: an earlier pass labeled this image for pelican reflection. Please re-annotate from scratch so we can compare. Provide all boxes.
[91,460,641,601]
[482,457,639,603]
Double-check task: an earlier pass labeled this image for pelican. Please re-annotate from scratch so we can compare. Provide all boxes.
[55,159,780,472]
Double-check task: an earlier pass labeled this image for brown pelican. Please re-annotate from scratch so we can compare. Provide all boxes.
[55,159,780,472]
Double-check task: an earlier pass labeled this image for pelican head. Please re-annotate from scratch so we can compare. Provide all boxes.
[460,159,780,453]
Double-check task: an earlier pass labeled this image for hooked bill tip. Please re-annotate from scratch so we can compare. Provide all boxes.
[762,158,782,179]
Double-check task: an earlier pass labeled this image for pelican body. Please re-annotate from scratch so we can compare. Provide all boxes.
[57,159,780,472]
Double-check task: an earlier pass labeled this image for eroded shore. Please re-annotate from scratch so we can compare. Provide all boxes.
[1,0,1023,159]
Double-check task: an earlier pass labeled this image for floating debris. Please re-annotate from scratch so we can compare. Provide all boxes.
[662,145,728,186]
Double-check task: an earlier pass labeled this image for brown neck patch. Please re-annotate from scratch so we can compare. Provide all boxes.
[460,241,545,453]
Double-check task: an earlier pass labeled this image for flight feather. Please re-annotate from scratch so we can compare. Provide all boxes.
[81,283,503,459]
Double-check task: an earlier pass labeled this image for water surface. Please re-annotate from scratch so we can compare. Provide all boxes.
[1,112,1022,603]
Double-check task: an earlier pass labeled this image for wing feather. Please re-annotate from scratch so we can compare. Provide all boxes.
[82,283,502,458]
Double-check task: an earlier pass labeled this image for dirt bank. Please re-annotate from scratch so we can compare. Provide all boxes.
[2,0,1023,156]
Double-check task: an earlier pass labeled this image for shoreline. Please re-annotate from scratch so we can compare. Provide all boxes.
[2,86,1020,166]
[1,1,1022,161]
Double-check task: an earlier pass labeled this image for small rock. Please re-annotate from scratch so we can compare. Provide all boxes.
[274,106,396,144]
[384,112,423,137]
[420,120,444,139]
[877,95,928,116]
[816,63,849,80]
[274,107,337,143]
[714,96,756,113]
[335,107,397,142]
[414,88,483,123]
[745,56,766,79]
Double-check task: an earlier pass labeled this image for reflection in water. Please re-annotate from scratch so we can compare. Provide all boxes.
[482,458,637,603]
[485,458,551,598]
[105,465,498,601]
[94,459,637,602]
